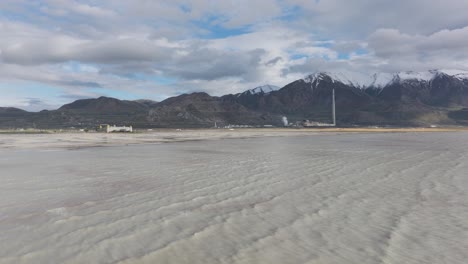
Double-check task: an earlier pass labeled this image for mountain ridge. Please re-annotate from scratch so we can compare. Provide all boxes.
[2,69,468,128]
[303,70,468,91]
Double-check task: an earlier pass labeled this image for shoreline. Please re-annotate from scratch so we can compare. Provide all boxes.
[1,127,467,150]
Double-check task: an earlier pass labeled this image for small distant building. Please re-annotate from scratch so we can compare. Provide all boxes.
[301,120,336,127]
[105,125,133,133]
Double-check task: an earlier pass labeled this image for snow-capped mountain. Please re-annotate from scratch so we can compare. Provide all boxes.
[303,71,371,89]
[3,69,468,128]
[453,72,468,81]
[240,85,280,96]
[303,70,468,90]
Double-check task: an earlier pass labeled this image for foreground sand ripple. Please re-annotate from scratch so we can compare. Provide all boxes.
[1,132,468,263]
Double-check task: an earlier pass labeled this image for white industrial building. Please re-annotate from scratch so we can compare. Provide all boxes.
[106,125,133,133]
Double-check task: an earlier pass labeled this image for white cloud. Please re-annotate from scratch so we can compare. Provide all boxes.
[285,0,468,37]
[1,0,468,109]
[367,27,468,71]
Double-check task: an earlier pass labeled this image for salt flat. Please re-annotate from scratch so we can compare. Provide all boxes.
[1,132,468,264]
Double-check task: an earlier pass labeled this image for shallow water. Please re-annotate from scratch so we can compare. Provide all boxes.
[1,132,468,264]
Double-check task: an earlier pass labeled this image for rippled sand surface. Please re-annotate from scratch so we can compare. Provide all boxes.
[1,132,468,263]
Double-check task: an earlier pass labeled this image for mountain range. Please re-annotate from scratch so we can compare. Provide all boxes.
[2,70,468,129]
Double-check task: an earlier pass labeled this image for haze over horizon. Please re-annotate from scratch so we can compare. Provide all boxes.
[1,0,468,111]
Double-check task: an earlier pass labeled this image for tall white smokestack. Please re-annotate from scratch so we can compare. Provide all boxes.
[282,116,288,127]
[332,89,336,126]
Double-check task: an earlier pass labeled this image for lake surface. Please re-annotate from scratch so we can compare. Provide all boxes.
[1,132,468,263]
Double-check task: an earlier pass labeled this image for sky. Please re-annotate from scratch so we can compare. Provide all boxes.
[1,0,468,111]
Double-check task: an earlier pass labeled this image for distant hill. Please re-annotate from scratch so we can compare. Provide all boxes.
[0,107,27,114]
[148,92,280,127]
[133,99,159,108]
[2,70,468,128]
[0,107,31,129]
[59,96,148,113]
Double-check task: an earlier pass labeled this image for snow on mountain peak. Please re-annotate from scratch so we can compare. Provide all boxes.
[439,69,468,81]
[394,71,439,82]
[302,69,468,90]
[303,71,377,89]
[245,85,280,95]
[304,72,351,85]
[454,73,468,80]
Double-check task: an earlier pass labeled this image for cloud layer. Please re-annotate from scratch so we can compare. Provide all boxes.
[1,0,468,110]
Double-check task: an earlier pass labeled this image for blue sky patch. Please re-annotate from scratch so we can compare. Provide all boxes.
[290,53,309,60]
[191,15,252,39]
